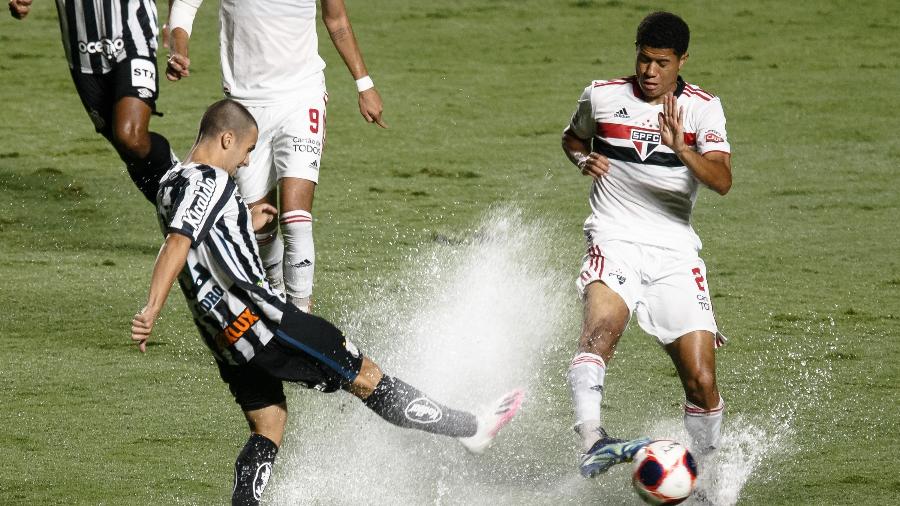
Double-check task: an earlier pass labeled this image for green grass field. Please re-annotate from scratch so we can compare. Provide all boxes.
[1,1,898,504]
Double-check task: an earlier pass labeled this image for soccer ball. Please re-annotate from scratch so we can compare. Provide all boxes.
[631,440,698,505]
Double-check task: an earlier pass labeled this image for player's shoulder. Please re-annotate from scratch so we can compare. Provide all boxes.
[583,76,638,100]
[680,80,720,103]
[591,76,636,89]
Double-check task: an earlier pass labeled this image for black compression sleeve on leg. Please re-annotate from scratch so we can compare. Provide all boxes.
[232,433,278,506]
[363,375,478,438]
[125,131,173,203]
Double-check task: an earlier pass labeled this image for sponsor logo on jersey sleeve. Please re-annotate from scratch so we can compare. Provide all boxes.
[704,130,725,143]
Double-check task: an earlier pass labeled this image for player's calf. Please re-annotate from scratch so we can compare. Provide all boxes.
[281,209,314,312]
[232,433,278,506]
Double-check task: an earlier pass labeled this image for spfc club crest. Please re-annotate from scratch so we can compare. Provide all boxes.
[630,127,661,161]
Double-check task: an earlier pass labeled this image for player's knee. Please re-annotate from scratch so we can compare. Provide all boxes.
[112,120,151,160]
[348,357,383,399]
[683,372,718,408]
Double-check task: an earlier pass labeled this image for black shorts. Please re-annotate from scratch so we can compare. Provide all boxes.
[216,306,364,412]
[69,55,160,139]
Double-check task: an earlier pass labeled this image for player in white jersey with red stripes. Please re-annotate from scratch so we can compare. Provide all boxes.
[561,11,732,478]
[165,0,386,312]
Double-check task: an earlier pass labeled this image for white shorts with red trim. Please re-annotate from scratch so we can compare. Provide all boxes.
[235,81,328,203]
[576,240,721,345]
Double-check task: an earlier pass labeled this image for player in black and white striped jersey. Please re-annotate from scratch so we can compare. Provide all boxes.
[132,99,523,505]
[8,0,174,203]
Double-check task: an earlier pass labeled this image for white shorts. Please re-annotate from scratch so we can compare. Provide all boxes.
[236,86,328,203]
[576,240,720,345]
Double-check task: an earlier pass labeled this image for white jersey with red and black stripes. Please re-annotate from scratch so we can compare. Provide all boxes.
[156,162,289,365]
[567,76,730,252]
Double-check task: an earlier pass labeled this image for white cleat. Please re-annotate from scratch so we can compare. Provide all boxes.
[458,389,525,454]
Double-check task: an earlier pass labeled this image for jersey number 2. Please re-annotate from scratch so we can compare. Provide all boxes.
[692,267,706,292]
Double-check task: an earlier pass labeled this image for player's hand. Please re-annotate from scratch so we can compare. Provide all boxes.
[8,0,31,19]
[165,53,190,81]
[131,306,159,353]
[577,152,610,178]
[250,203,278,232]
[658,93,687,154]
[359,88,387,128]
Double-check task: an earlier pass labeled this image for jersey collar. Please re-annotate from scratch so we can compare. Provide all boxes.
[630,75,687,100]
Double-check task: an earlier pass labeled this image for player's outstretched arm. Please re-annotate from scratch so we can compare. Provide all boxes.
[8,0,32,19]
[131,233,191,352]
[658,93,732,195]
[166,0,202,81]
[322,0,387,128]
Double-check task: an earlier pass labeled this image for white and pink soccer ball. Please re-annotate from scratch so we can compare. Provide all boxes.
[632,440,698,505]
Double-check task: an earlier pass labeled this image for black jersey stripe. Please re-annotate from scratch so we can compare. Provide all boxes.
[119,0,138,57]
[232,194,268,279]
[134,0,156,57]
[592,138,685,168]
[193,172,235,245]
[79,0,104,73]
[62,0,81,71]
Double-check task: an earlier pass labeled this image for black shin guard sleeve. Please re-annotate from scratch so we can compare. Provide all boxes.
[363,375,478,438]
[232,433,278,506]
[125,131,172,203]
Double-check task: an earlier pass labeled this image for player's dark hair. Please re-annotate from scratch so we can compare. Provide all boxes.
[198,99,258,140]
[635,11,690,56]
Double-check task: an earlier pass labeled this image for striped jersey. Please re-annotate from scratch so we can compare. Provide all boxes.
[156,162,288,365]
[54,0,159,74]
[568,76,731,252]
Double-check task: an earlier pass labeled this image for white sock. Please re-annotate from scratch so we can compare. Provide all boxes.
[684,397,725,453]
[568,352,607,452]
[280,210,314,311]
[255,227,284,293]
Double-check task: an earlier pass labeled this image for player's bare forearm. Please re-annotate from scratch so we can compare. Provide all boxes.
[166,28,191,81]
[675,148,732,195]
[563,129,610,178]
[322,0,367,79]
[131,233,191,351]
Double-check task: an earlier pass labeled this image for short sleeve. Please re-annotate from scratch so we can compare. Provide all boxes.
[567,85,595,140]
[695,98,731,155]
[167,169,235,245]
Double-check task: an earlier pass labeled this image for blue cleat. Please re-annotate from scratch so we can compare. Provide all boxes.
[579,429,651,478]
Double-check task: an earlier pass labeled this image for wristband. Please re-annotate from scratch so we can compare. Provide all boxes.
[356,75,374,92]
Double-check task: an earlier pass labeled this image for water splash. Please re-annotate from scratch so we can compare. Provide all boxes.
[260,208,835,505]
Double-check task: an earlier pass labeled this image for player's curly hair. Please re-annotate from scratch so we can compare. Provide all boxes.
[635,11,690,56]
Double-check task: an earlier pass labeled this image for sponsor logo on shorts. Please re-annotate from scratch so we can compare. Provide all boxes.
[630,127,661,161]
[252,462,272,500]
[216,307,260,348]
[78,38,124,59]
[137,88,153,99]
[696,293,711,311]
[405,398,443,424]
[88,109,105,131]
[130,59,157,92]
[607,269,626,285]
[704,130,724,143]
[291,137,322,155]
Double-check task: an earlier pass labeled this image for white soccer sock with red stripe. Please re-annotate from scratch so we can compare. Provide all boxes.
[568,352,607,452]
[280,210,314,312]
[684,397,725,453]
[255,227,284,293]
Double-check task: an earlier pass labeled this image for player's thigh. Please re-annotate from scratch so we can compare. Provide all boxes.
[235,106,277,204]
[637,254,719,346]
[253,306,363,393]
[576,243,640,359]
[272,91,327,208]
[68,69,116,140]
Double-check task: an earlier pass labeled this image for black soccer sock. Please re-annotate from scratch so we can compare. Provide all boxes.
[125,131,174,203]
[363,375,478,438]
[232,433,278,506]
